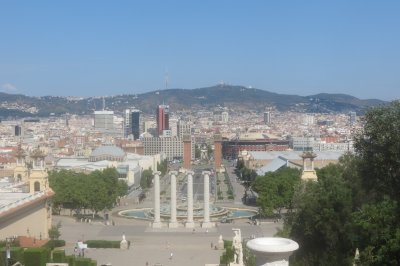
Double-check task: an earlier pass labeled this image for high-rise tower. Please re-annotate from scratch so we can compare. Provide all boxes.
[124,108,140,139]
[156,104,170,137]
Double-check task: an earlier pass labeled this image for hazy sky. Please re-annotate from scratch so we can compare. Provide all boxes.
[0,1,399,100]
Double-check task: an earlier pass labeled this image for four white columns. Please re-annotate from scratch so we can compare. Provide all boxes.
[152,170,215,228]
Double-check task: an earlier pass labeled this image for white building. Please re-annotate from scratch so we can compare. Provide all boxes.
[290,137,315,151]
[94,111,114,130]
[142,136,195,161]
[177,120,192,138]
[221,111,229,123]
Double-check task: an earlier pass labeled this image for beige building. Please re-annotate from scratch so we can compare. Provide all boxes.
[0,148,54,240]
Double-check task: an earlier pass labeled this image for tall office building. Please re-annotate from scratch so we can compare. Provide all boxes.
[15,125,22,136]
[124,108,140,139]
[156,104,170,137]
[264,111,271,125]
[94,111,114,130]
[349,111,357,125]
[221,111,229,123]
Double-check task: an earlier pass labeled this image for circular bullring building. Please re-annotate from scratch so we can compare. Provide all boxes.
[89,145,126,162]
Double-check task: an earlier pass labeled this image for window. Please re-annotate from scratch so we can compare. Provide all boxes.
[34,181,40,192]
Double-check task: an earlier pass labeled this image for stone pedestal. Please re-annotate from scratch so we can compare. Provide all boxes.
[169,171,179,228]
[185,171,195,228]
[246,237,299,266]
[152,171,162,228]
[202,171,214,228]
[120,235,129,250]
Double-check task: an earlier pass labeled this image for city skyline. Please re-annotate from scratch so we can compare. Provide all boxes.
[1,1,399,100]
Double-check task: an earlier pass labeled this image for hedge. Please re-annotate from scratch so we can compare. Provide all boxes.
[66,255,76,265]
[85,240,129,248]
[44,239,66,249]
[64,256,97,266]
[52,249,65,263]
[23,247,50,266]
[75,257,93,266]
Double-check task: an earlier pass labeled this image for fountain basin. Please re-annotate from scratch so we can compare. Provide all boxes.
[118,205,257,221]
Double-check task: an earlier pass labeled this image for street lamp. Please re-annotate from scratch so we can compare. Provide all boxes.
[5,237,12,266]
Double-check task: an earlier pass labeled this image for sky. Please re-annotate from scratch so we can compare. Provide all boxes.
[0,1,399,100]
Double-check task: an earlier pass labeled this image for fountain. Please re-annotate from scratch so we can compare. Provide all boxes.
[120,171,257,223]
[118,204,257,221]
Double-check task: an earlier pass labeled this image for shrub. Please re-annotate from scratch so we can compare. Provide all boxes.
[48,221,62,240]
[44,239,66,249]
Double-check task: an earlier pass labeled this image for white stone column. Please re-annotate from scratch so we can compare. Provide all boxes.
[202,171,214,228]
[185,171,195,228]
[169,171,179,228]
[152,171,162,228]
[246,237,299,266]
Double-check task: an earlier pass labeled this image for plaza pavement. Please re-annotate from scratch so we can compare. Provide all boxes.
[55,166,282,266]
[55,205,282,266]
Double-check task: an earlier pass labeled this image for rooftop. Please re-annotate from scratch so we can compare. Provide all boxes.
[90,145,126,158]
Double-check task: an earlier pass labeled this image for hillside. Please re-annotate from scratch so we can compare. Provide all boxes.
[0,85,387,118]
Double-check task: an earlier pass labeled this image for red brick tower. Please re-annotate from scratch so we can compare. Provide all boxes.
[183,134,192,169]
[214,134,222,171]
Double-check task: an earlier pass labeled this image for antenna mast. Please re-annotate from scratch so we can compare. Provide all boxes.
[165,69,169,90]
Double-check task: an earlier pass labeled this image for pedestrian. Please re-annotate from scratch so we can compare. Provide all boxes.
[170,252,173,260]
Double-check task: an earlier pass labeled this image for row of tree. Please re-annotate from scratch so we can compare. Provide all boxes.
[245,101,400,265]
[49,168,128,217]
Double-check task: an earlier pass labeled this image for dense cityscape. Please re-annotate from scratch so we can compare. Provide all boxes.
[1,1,400,266]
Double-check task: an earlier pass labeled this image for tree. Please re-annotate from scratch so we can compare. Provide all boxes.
[354,101,400,202]
[157,159,168,175]
[253,167,300,217]
[352,199,400,265]
[48,221,61,240]
[352,101,400,264]
[287,174,355,266]
[195,144,201,159]
[140,169,153,189]
[49,168,128,216]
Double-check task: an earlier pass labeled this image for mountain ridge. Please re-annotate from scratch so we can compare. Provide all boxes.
[0,85,387,117]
